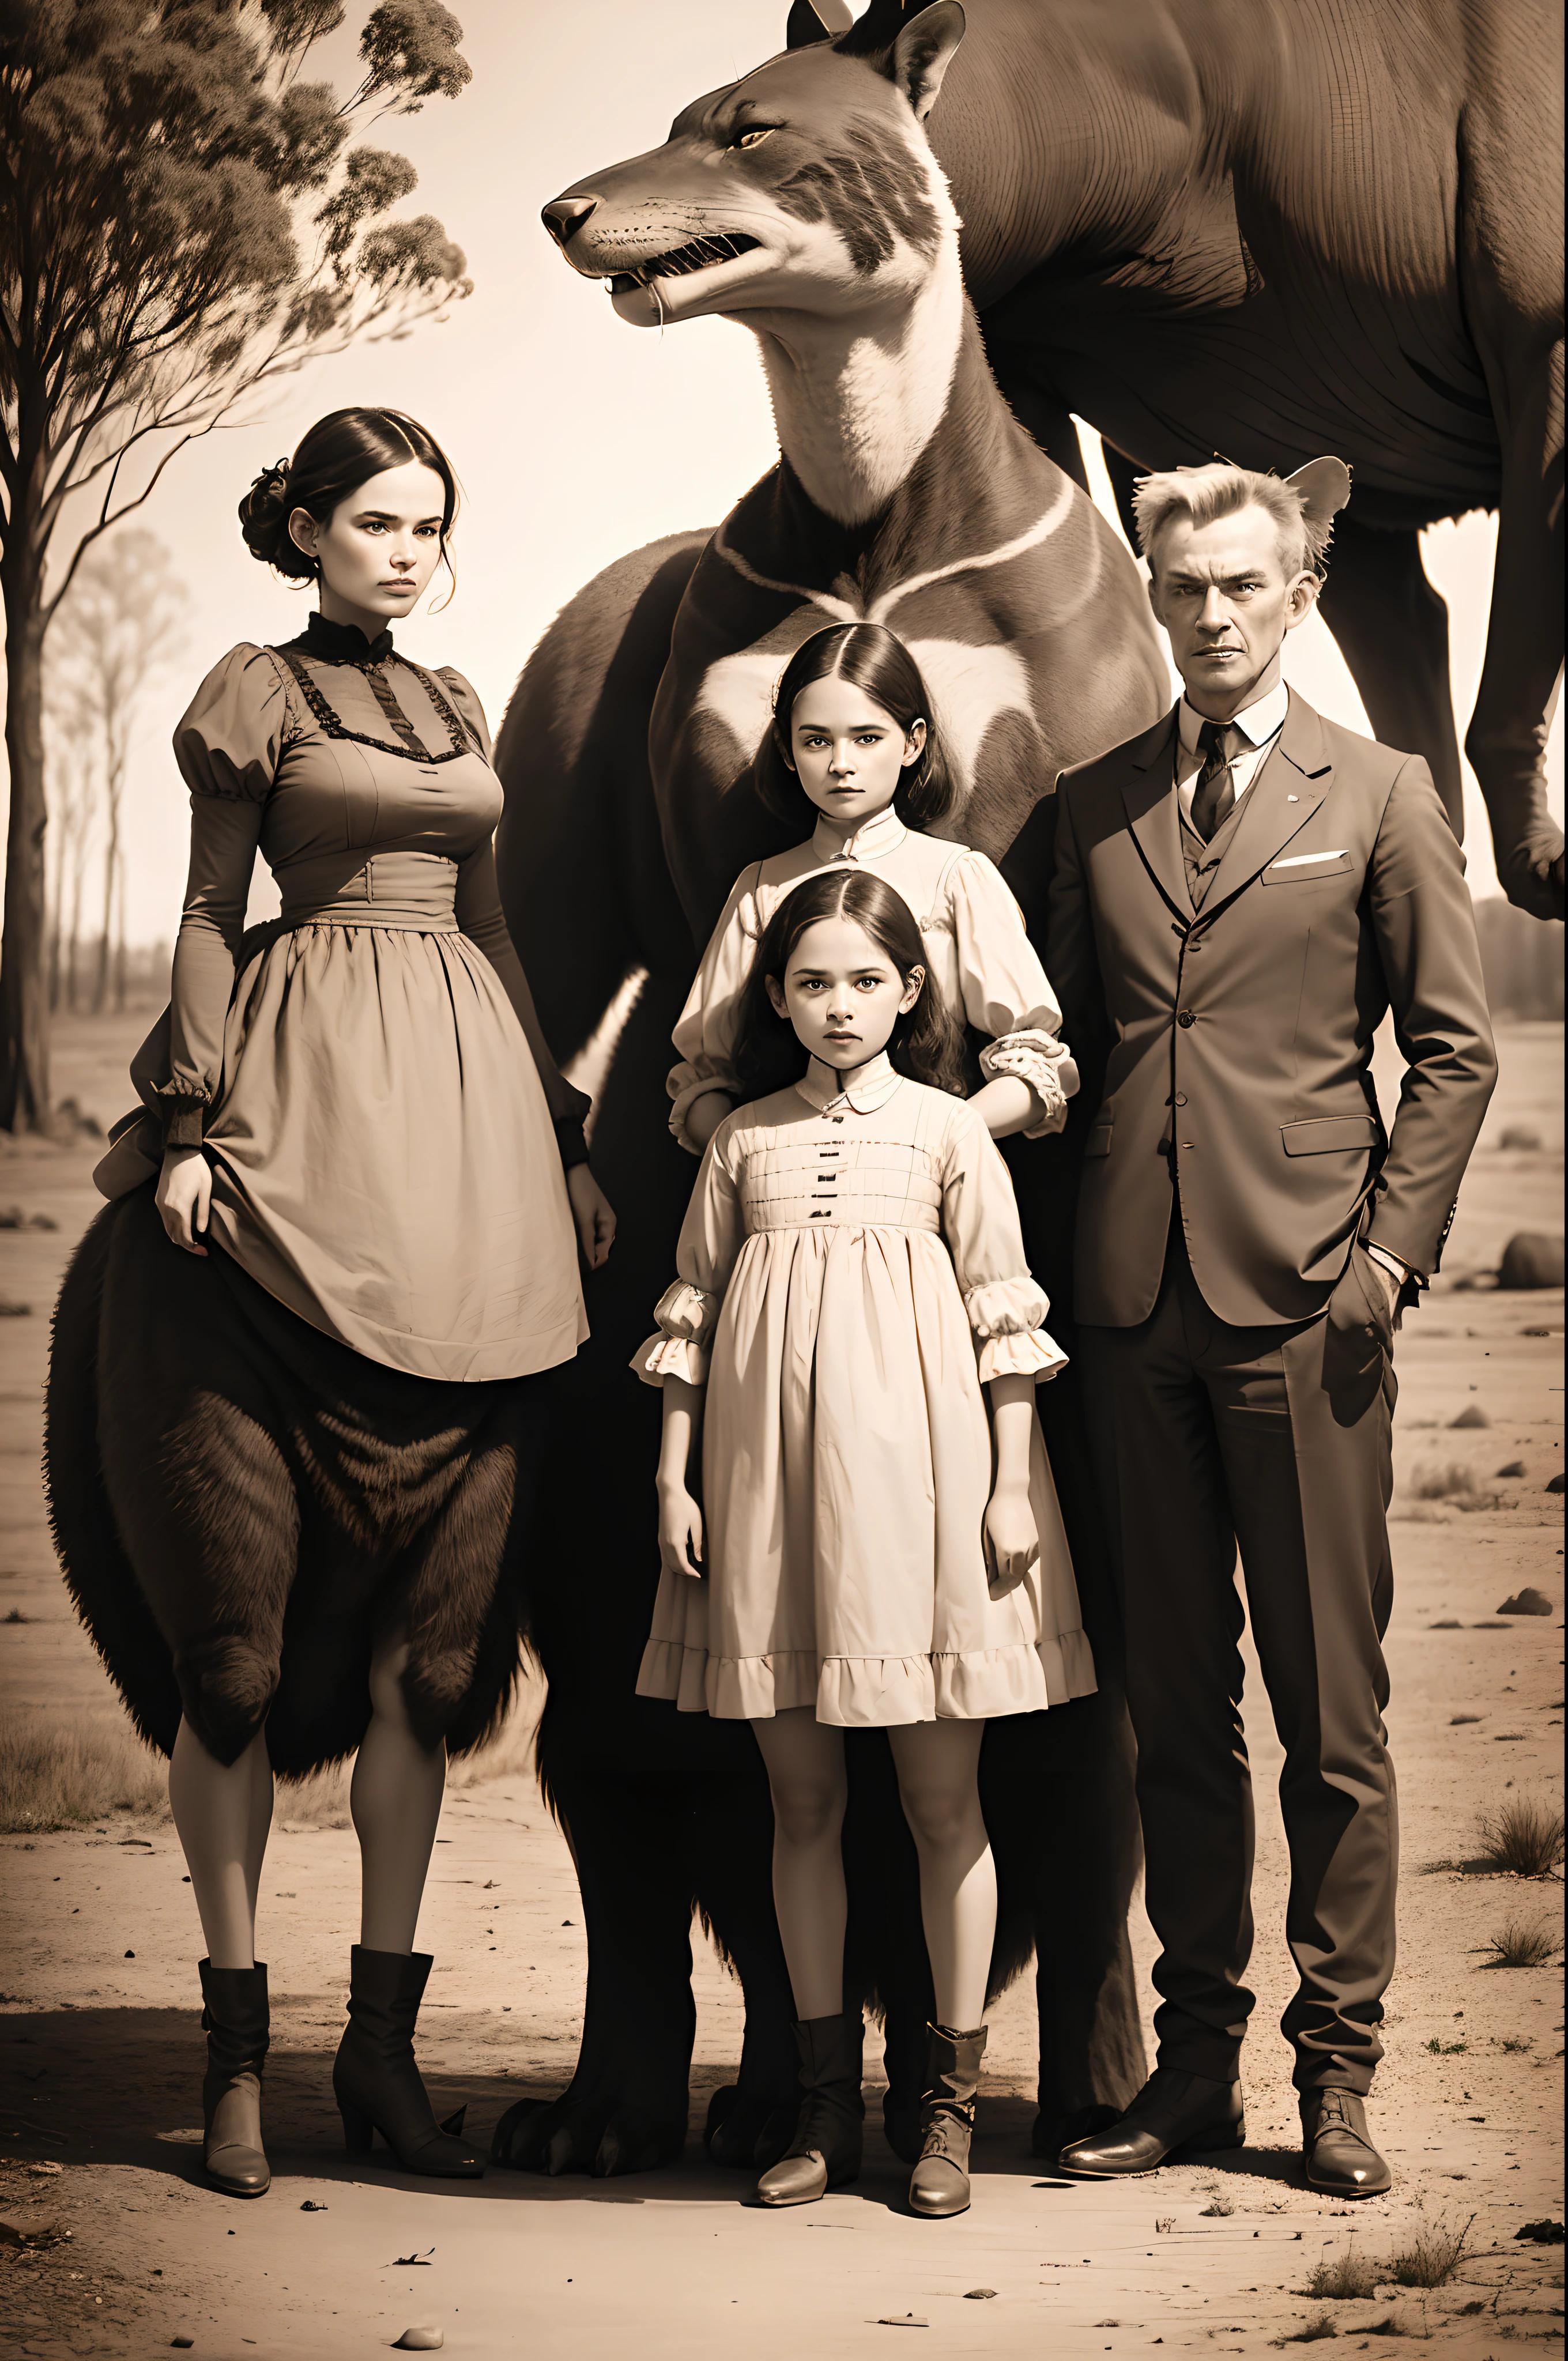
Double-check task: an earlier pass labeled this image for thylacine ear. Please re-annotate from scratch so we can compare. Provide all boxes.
[786,0,854,44]
[887,1,966,125]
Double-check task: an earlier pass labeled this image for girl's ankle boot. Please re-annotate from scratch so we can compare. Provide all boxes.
[199,1959,271,2198]
[333,1946,484,2178]
[756,2013,865,2208]
[908,2022,987,2218]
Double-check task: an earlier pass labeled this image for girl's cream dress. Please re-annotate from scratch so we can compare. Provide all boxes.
[666,807,1076,1151]
[634,1053,1096,1728]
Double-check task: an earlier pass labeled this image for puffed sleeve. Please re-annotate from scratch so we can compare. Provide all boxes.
[939,1102,1068,1383]
[945,852,1079,1140]
[666,865,764,1153]
[148,646,287,1146]
[435,666,493,761]
[631,1120,747,1386]
[455,838,592,1169]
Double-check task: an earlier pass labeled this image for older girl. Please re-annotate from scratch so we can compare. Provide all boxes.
[63,408,613,2197]
[636,869,1094,2219]
[667,622,1076,1155]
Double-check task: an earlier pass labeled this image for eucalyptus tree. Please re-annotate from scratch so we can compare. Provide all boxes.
[0,0,474,1126]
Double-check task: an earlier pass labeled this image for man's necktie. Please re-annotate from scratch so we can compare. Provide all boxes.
[1191,719,1243,842]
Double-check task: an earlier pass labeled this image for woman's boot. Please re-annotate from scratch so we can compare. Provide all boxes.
[199,1959,271,2198]
[908,2022,987,2218]
[756,2013,865,2207]
[333,1947,484,2178]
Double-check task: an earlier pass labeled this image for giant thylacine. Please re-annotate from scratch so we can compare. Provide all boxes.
[489,3,1166,2175]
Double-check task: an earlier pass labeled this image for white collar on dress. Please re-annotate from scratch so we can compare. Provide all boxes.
[796,1050,903,1114]
[1177,677,1289,754]
[808,805,907,865]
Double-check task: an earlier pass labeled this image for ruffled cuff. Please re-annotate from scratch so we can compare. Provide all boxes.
[153,1079,210,1150]
[553,1114,589,1171]
[978,1031,1079,1140]
[630,1279,721,1384]
[631,1332,710,1388]
[977,1326,1068,1383]
[964,1274,1068,1384]
[666,1060,741,1156]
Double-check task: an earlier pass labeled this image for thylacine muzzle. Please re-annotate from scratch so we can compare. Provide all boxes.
[541,6,961,331]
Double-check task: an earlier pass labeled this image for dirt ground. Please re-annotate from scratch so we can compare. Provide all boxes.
[1,1014,1562,2361]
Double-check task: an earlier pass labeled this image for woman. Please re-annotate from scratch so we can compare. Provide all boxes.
[61,406,614,2196]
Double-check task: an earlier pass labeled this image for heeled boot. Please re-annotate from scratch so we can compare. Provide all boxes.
[333,1947,484,2178]
[907,2022,987,2218]
[755,2013,865,2207]
[199,1959,271,2198]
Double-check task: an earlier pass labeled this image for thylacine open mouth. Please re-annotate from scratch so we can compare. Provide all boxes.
[606,231,763,295]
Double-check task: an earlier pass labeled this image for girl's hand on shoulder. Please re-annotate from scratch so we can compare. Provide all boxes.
[156,1145,212,1257]
[983,1479,1037,1598]
[657,1480,705,1581]
[567,1164,616,1269]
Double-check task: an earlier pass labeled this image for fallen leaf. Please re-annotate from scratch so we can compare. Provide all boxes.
[393,2249,435,2268]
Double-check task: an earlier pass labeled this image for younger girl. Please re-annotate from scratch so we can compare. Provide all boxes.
[635,869,1095,2219]
[667,623,1076,1155]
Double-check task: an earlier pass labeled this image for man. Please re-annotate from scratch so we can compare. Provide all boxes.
[1046,461,1496,2197]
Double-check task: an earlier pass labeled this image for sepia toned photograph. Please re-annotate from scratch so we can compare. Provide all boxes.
[1,3,1562,2354]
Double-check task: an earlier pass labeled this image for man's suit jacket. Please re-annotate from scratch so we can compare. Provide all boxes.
[1046,691,1498,1329]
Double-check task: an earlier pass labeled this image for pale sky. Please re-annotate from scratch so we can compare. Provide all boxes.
[10,0,1561,943]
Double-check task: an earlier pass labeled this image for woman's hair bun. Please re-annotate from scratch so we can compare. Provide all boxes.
[238,457,315,580]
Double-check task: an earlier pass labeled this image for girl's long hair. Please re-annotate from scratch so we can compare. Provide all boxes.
[753,623,958,831]
[732,869,967,1103]
[238,408,461,595]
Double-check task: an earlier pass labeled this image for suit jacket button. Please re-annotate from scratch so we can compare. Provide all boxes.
[1174,1093,1187,1107]
[1177,1009,1195,1028]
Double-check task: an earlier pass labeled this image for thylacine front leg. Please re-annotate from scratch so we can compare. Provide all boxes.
[1464,331,1565,919]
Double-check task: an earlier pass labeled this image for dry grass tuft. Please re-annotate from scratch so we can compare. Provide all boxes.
[1306,2248,1379,2301]
[0,1710,168,1833]
[1200,2189,1236,2217]
[1482,1917,1563,1969]
[1386,2215,1473,2288]
[1476,1793,1566,1877]
[2,1681,546,1839]
[1409,1459,1477,1499]
[1284,2313,1340,2342]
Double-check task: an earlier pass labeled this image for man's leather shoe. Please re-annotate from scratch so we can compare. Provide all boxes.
[1058,2067,1244,2177]
[1301,2090,1390,2197]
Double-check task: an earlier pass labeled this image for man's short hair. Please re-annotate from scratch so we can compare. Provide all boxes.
[1133,463,1333,580]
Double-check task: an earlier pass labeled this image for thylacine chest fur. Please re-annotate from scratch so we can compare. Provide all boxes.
[649,319,1156,929]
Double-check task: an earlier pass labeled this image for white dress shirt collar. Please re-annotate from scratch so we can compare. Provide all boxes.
[1177,677,1290,755]
[809,805,907,865]
[796,1050,903,1115]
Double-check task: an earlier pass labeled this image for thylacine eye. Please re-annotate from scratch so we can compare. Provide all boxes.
[732,126,775,150]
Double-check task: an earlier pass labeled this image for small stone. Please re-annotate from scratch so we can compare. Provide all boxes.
[391,2330,444,2352]
[1497,1588,1554,1616]
[1516,2220,1565,2244]
[172,2342,195,2352]
[1450,1404,1491,1428]
[124,1949,135,1959]
[964,2288,998,2299]
[1496,1461,1528,1478]
[1547,1473,1566,1495]
[299,2198,327,2212]
[1499,1233,1566,1289]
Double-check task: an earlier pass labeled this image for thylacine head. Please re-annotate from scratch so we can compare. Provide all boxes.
[542,3,972,526]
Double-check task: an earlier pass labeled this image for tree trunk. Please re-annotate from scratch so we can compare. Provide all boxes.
[1,507,52,1132]
[113,847,127,1015]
